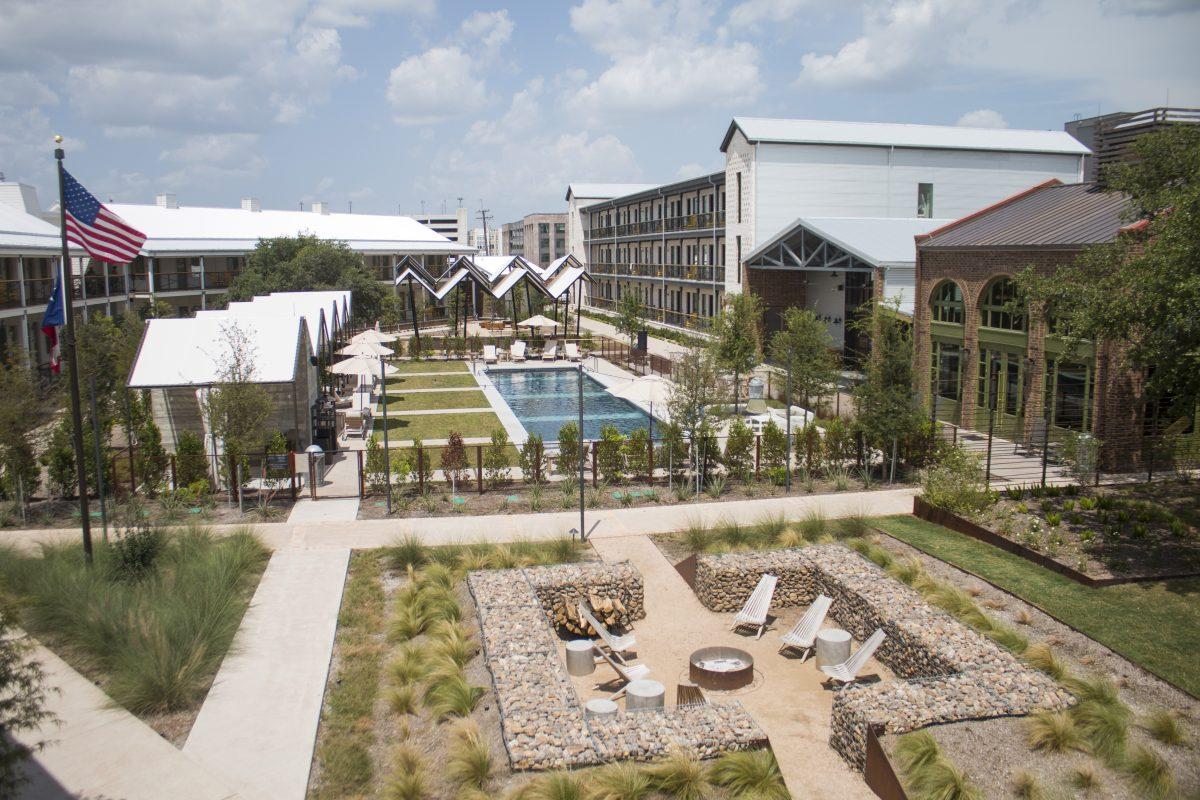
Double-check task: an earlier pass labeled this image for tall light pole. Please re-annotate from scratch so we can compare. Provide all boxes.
[380,354,392,513]
[578,361,586,541]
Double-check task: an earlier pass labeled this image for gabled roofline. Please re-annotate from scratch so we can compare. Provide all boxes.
[719,119,744,154]
[915,179,1063,245]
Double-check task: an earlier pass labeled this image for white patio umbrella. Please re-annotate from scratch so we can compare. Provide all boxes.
[330,355,398,376]
[608,375,672,436]
[351,328,398,344]
[338,340,393,357]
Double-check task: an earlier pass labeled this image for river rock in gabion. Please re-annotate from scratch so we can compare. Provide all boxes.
[526,561,645,633]
[589,703,767,762]
[691,544,1076,770]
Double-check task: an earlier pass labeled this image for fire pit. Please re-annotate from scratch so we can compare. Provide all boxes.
[689,646,755,691]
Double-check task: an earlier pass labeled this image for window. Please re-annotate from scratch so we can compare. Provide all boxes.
[980,278,1026,331]
[736,173,742,223]
[1045,359,1093,431]
[539,223,548,233]
[931,341,962,401]
[917,183,934,218]
[930,281,964,323]
[735,236,741,283]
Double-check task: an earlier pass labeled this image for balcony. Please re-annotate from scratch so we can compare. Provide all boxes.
[129,270,237,293]
[588,262,725,284]
[585,210,725,241]
[589,296,713,332]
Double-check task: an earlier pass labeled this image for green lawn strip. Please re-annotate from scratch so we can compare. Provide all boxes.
[373,411,505,443]
[873,514,1200,697]
[311,551,385,799]
[384,373,480,390]
[381,389,488,412]
[389,360,469,375]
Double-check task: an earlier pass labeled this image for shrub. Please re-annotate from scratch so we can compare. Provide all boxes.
[1069,765,1100,793]
[441,432,470,493]
[894,731,940,774]
[407,440,434,491]
[760,420,787,472]
[384,745,427,800]
[390,534,427,571]
[645,749,710,800]
[625,427,650,479]
[407,334,422,360]
[710,749,787,799]
[1010,770,1043,800]
[446,720,493,790]
[906,760,981,800]
[1142,708,1188,746]
[107,521,163,582]
[920,445,993,517]
[483,429,510,488]
[597,425,626,483]
[519,433,547,484]
[722,418,754,481]
[1026,711,1081,752]
[1022,642,1068,681]
[386,685,416,715]
[365,436,391,495]
[388,645,427,685]
[557,422,581,476]
[1073,699,1129,765]
[589,762,651,800]
[174,430,210,488]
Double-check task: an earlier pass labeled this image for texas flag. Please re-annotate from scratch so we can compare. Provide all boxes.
[41,270,64,374]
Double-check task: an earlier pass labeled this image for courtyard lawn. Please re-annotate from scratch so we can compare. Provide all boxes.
[391,360,469,375]
[381,389,489,413]
[873,514,1200,697]
[373,410,504,443]
[385,373,480,391]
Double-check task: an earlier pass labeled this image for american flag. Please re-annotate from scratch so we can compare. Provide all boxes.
[62,169,146,264]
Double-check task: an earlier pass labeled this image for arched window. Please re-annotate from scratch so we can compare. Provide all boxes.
[930,281,964,324]
[980,278,1026,331]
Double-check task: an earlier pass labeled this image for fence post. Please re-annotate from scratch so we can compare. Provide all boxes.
[237,463,244,514]
[170,455,177,491]
[308,453,317,499]
[476,445,484,494]
[754,434,761,481]
[647,437,654,484]
[289,451,297,500]
[417,446,425,495]
[591,441,598,488]
[536,440,543,484]
[985,408,995,484]
[357,450,365,498]
[128,446,137,495]
[1147,436,1155,482]
[1040,414,1050,487]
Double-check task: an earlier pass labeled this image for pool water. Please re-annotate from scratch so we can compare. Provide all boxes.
[487,368,650,441]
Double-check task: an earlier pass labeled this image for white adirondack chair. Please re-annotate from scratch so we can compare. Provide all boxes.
[778,594,833,659]
[483,344,498,364]
[731,574,778,639]
[578,602,635,663]
[597,649,651,699]
[510,341,527,362]
[821,629,887,688]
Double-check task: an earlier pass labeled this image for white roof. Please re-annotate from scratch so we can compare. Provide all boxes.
[544,264,589,299]
[0,203,67,252]
[470,255,532,281]
[722,117,1091,155]
[105,202,475,255]
[196,290,350,354]
[128,315,305,388]
[565,183,659,201]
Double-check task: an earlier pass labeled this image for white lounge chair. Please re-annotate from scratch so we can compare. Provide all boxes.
[821,629,886,688]
[483,344,498,364]
[778,595,833,659]
[542,342,558,361]
[578,602,635,663]
[565,342,582,361]
[343,409,366,439]
[510,341,526,362]
[731,574,778,639]
[597,649,650,700]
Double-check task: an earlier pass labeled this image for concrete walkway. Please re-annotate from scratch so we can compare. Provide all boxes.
[13,641,247,800]
[578,314,692,358]
[588,535,876,800]
[184,548,350,800]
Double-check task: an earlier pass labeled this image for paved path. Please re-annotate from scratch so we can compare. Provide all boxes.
[184,548,350,800]
[1,488,919,553]
[587,535,876,800]
[13,641,248,800]
[578,314,692,358]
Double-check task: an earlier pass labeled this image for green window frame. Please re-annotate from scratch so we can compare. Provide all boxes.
[1044,358,1093,432]
[931,281,964,324]
[980,278,1026,332]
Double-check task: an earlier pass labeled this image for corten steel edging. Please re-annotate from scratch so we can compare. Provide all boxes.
[864,724,908,800]
[912,497,1200,588]
[689,646,755,691]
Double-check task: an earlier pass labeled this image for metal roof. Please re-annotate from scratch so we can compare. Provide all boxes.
[578,171,725,212]
[564,183,659,201]
[128,314,306,388]
[746,216,954,268]
[917,182,1132,249]
[0,203,68,252]
[105,202,474,255]
[720,116,1091,155]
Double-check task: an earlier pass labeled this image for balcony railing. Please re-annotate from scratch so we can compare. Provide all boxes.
[129,271,237,293]
[588,262,725,283]
[586,210,725,240]
[589,296,713,332]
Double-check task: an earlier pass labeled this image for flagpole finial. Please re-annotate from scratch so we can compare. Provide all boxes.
[54,134,63,144]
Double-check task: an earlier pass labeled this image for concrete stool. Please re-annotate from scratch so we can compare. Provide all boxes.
[815,628,851,669]
[585,698,618,718]
[566,640,596,676]
[625,679,665,711]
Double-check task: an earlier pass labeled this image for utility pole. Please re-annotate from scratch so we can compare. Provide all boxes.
[477,202,494,257]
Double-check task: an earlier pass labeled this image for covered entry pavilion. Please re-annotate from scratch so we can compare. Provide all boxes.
[743,216,951,364]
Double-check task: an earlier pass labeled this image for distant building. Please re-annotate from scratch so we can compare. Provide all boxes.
[408,205,469,245]
[468,226,503,256]
[1065,107,1200,182]
[501,213,568,267]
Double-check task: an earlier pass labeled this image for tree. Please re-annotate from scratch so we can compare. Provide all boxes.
[226,235,387,322]
[852,299,924,478]
[44,418,76,499]
[722,418,754,482]
[597,425,626,483]
[484,429,510,488]
[174,430,210,488]
[615,292,645,347]
[0,607,53,796]
[201,322,274,485]
[519,433,546,485]
[0,359,42,501]
[769,307,839,414]
[1016,126,1200,418]
[667,346,720,488]
[557,421,581,477]
[710,292,762,413]
[133,393,168,494]
[440,431,469,493]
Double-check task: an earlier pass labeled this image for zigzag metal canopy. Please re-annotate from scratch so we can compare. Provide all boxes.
[392,254,589,302]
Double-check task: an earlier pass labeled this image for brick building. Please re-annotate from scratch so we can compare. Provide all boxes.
[913,180,1146,454]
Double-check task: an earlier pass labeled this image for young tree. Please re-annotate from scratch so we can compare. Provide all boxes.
[440,431,469,493]
[722,418,754,481]
[0,359,42,501]
[201,322,273,485]
[667,345,720,488]
[769,307,839,413]
[852,299,924,478]
[1017,126,1200,417]
[557,421,581,477]
[484,428,510,488]
[615,292,646,347]
[174,430,210,488]
[710,292,763,413]
[519,433,547,484]
[0,607,53,796]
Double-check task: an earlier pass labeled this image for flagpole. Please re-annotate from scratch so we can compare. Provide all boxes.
[54,137,94,564]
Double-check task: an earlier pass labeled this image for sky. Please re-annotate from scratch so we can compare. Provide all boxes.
[1,0,1198,226]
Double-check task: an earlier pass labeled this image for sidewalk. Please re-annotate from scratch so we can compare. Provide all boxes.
[13,642,248,800]
[183,548,350,800]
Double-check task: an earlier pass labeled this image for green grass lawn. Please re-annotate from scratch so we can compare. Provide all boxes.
[373,411,504,443]
[384,373,479,390]
[873,514,1200,697]
[381,389,488,412]
[390,360,469,375]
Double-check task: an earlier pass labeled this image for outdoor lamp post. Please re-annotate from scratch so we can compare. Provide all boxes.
[578,360,586,541]
[380,353,392,513]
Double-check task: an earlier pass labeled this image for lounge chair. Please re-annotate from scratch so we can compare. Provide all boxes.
[343,409,366,439]
[542,342,558,361]
[565,342,582,361]
[510,341,526,362]
[821,629,886,689]
[483,344,498,364]
[578,602,635,663]
[778,594,833,659]
[731,574,778,639]
[597,649,650,700]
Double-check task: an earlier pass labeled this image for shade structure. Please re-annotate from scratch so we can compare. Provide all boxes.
[517,314,559,329]
[331,355,398,376]
[351,329,398,344]
[338,340,393,357]
[608,375,672,407]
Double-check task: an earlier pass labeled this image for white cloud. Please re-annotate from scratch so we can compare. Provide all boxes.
[459,9,514,52]
[1100,0,1197,16]
[387,47,487,125]
[0,72,58,106]
[675,162,706,179]
[158,133,267,188]
[956,109,1007,128]
[306,0,435,28]
[0,106,67,187]
[567,0,759,118]
[727,0,814,30]
[467,78,543,145]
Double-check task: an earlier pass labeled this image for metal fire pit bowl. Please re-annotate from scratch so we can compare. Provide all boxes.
[689,646,755,691]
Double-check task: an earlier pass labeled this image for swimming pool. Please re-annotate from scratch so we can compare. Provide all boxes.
[487,368,650,441]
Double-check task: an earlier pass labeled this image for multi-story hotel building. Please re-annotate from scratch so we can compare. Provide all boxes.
[565,183,657,264]
[502,213,568,265]
[0,182,469,367]
[408,205,469,245]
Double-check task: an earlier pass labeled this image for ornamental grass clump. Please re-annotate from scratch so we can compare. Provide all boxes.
[528,770,584,800]
[894,731,982,800]
[1143,708,1188,747]
[1122,744,1174,799]
[588,762,652,800]
[446,720,493,790]
[423,672,484,720]
[1025,711,1082,753]
[645,749,710,800]
[710,749,788,800]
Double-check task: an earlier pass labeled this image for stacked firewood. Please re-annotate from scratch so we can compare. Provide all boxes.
[523,562,646,636]
[555,592,630,636]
